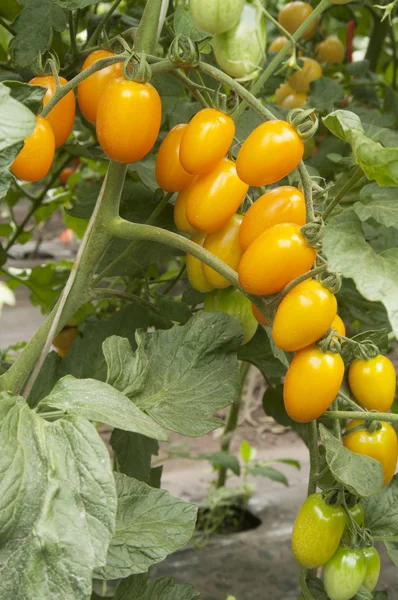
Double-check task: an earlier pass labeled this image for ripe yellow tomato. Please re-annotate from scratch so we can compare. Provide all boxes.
[186,158,249,233]
[30,75,75,148]
[179,108,235,175]
[202,214,243,289]
[252,304,267,325]
[11,116,55,182]
[348,355,396,412]
[96,78,161,163]
[275,82,296,106]
[272,280,337,352]
[77,49,123,124]
[316,35,345,65]
[344,420,398,486]
[174,182,199,234]
[332,314,346,337]
[53,326,78,357]
[238,223,316,295]
[269,36,289,52]
[284,347,345,422]
[236,120,304,186]
[278,1,318,41]
[281,92,307,109]
[239,186,306,250]
[186,232,214,293]
[288,57,323,93]
[156,124,195,192]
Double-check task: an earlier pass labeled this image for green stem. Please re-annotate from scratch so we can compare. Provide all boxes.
[298,161,315,223]
[337,390,365,412]
[236,0,330,119]
[86,0,123,48]
[325,410,398,423]
[170,70,208,108]
[0,16,16,36]
[92,287,166,316]
[69,11,79,56]
[332,399,342,441]
[307,420,319,495]
[365,5,389,72]
[216,362,250,489]
[322,167,365,221]
[162,263,186,295]
[270,265,327,306]
[299,569,316,600]
[134,0,164,54]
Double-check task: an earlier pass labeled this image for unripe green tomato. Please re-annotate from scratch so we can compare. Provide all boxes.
[212,3,266,79]
[204,288,258,344]
[343,502,364,542]
[362,546,381,592]
[324,547,367,600]
[190,0,245,35]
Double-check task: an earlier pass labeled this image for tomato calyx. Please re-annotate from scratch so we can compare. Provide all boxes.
[122,50,152,83]
[287,107,319,139]
[169,34,200,67]
[213,87,240,119]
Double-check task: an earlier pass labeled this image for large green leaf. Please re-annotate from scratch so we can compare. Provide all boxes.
[354,183,398,229]
[323,209,398,336]
[2,80,46,114]
[114,573,200,600]
[237,327,288,377]
[9,0,67,67]
[319,425,384,497]
[95,473,197,579]
[105,313,242,436]
[308,77,345,112]
[362,476,398,539]
[37,376,167,441]
[323,110,398,186]
[0,393,116,599]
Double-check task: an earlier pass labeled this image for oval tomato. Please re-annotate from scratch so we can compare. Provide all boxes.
[292,494,346,569]
[281,92,307,109]
[362,546,381,592]
[96,78,161,163]
[272,280,337,351]
[212,3,266,79]
[11,116,55,182]
[278,1,318,41]
[202,214,243,289]
[324,547,367,600]
[236,120,304,186]
[30,75,75,147]
[240,186,306,250]
[238,223,316,295]
[344,420,398,486]
[186,232,214,293]
[174,182,199,234]
[275,82,296,106]
[179,108,235,176]
[252,304,267,325]
[191,0,244,34]
[288,57,323,93]
[186,158,249,233]
[156,124,195,192]
[332,314,346,337]
[316,35,345,65]
[53,326,78,357]
[59,158,80,186]
[204,288,258,344]
[348,355,396,412]
[269,36,289,53]
[77,49,123,124]
[343,502,364,542]
[284,346,344,422]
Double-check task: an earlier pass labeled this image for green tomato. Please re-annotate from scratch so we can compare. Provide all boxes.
[190,0,244,35]
[211,3,266,79]
[362,546,381,592]
[292,494,346,569]
[324,547,367,600]
[343,502,364,542]
[204,288,258,344]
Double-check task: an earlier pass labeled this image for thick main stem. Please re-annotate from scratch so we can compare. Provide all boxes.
[307,420,319,495]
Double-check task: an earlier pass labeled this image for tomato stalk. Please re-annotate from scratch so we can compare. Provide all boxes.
[325,410,398,424]
[85,0,124,49]
[307,420,320,495]
[299,569,317,600]
[322,167,365,221]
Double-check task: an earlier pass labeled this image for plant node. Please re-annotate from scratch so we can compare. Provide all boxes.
[168,34,200,67]
[288,108,319,139]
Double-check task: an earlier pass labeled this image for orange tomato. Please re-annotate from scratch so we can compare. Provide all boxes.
[275,82,296,106]
[239,186,306,251]
[332,314,346,337]
[174,181,199,234]
[186,232,214,293]
[186,158,249,233]
[269,36,289,52]
[284,346,345,422]
[96,78,162,163]
[156,124,195,192]
[30,75,75,148]
[238,223,316,295]
[348,355,396,413]
[11,116,55,182]
[288,57,323,94]
[202,214,243,288]
[179,108,235,175]
[316,36,345,65]
[77,49,123,124]
[278,1,318,41]
[53,326,78,357]
[281,92,307,109]
[236,120,304,186]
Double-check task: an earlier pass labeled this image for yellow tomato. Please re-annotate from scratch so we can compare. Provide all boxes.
[202,214,243,288]
[348,355,396,412]
[288,57,323,93]
[281,92,307,109]
[174,181,199,234]
[278,1,318,41]
[316,36,345,65]
[156,124,195,192]
[269,36,289,52]
[186,233,214,293]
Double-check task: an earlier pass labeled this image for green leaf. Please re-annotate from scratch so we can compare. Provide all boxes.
[324,209,398,337]
[9,0,67,67]
[299,577,327,600]
[362,475,398,539]
[110,430,159,484]
[373,592,390,600]
[0,393,116,599]
[155,295,192,324]
[115,312,242,437]
[114,573,200,600]
[95,473,197,580]
[354,183,398,229]
[37,375,167,441]
[174,6,210,42]
[2,80,46,114]
[308,77,345,111]
[103,335,149,397]
[247,465,289,486]
[319,425,384,497]
[50,0,102,9]
[354,588,373,600]
[128,155,158,192]
[237,327,288,377]
[323,110,398,186]
[262,385,308,442]
[210,451,241,476]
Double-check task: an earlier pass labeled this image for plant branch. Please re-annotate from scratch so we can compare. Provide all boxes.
[69,11,79,56]
[298,161,315,222]
[134,0,164,53]
[324,410,398,423]
[270,265,327,306]
[307,420,319,495]
[322,167,365,221]
[86,0,123,49]
[0,16,16,36]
